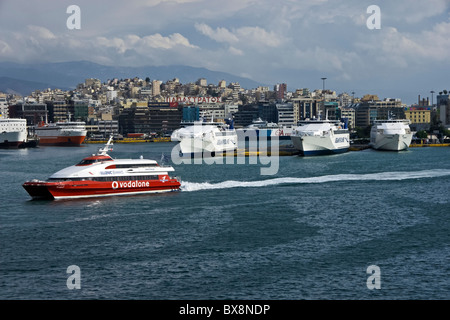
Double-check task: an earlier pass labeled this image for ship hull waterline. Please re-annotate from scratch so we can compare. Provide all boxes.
[37,135,86,146]
[23,179,181,200]
[369,134,413,151]
[291,136,349,156]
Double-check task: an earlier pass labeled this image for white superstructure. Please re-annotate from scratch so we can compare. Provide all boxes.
[173,121,237,155]
[240,118,293,139]
[0,118,28,147]
[369,119,413,151]
[34,121,87,145]
[290,120,350,156]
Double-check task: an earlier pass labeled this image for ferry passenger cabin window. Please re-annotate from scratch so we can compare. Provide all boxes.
[76,156,113,166]
[114,163,158,169]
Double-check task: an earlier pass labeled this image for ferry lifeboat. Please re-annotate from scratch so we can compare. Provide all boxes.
[22,136,181,200]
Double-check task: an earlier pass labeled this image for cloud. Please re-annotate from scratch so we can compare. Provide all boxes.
[142,33,198,49]
[27,25,56,40]
[0,40,12,55]
[195,23,286,48]
[228,46,244,56]
[355,20,450,69]
[0,0,449,104]
[194,23,239,43]
[382,0,449,24]
[96,33,198,53]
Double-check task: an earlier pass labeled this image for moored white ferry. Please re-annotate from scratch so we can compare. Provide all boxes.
[236,118,294,140]
[0,118,28,148]
[290,119,350,156]
[369,119,413,151]
[172,121,237,156]
[23,136,180,200]
[34,121,87,146]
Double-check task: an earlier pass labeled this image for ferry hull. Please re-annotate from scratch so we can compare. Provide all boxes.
[0,131,28,148]
[0,140,23,148]
[23,179,181,200]
[291,135,349,156]
[38,135,86,146]
[370,133,413,151]
[178,138,237,156]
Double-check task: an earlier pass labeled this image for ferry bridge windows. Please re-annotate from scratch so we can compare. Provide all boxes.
[48,175,160,182]
[77,159,97,166]
[93,175,160,182]
[113,164,158,169]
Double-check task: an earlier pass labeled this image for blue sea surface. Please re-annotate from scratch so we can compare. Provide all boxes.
[1,142,449,300]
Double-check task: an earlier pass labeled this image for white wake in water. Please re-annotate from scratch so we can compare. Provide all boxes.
[180,169,450,192]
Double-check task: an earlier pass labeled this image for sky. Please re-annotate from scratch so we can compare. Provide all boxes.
[0,0,449,105]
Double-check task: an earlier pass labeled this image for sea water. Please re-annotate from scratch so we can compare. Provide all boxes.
[0,142,449,300]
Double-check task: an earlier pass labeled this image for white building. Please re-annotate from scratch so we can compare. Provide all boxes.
[0,95,9,118]
[276,103,295,126]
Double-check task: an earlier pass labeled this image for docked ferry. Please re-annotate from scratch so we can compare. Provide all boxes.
[0,118,28,148]
[237,118,294,140]
[23,136,181,200]
[33,121,87,146]
[172,121,237,156]
[290,119,350,156]
[369,119,413,151]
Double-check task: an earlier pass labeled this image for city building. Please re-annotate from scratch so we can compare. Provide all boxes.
[437,94,450,128]
[118,105,152,135]
[274,83,287,101]
[276,103,294,126]
[258,102,278,123]
[0,94,8,118]
[85,78,101,88]
[354,98,405,128]
[152,80,161,97]
[147,102,183,134]
[182,106,200,122]
[86,119,119,138]
[47,100,72,122]
[233,104,259,127]
[404,107,431,131]
[291,96,319,121]
[72,99,90,121]
[9,102,48,125]
[340,107,355,129]
[196,78,207,87]
[218,80,226,89]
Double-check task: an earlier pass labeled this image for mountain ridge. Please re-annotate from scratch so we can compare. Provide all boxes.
[0,61,266,96]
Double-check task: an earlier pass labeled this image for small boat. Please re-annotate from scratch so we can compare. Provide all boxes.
[23,136,180,200]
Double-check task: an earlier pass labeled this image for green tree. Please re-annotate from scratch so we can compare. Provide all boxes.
[355,126,371,138]
[416,130,428,139]
[439,125,450,137]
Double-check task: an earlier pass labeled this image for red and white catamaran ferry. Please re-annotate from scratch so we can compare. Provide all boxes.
[23,136,181,200]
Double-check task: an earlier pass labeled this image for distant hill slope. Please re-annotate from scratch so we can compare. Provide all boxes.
[0,76,71,96]
[0,61,265,96]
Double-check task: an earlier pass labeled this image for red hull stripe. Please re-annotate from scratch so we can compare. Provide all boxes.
[38,136,86,146]
[23,179,181,199]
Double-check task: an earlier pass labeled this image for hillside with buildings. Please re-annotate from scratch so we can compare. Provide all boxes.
[1,74,449,141]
